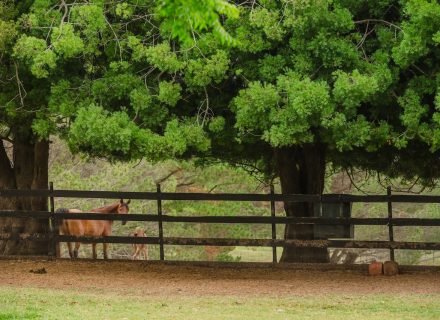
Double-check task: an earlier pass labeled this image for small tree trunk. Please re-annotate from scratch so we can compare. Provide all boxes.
[275,144,328,263]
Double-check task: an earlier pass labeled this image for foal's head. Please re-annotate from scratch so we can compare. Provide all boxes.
[133,226,146,237]
[118,199,130,225]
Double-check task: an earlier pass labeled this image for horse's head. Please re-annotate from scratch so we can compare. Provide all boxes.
[118,199,130,225]
[134,226,146,237]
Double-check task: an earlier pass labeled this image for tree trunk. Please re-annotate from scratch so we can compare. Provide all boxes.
[0,140,17,254]
[28,140,50,254]
[275,144,328,263]
[0,138,50,255]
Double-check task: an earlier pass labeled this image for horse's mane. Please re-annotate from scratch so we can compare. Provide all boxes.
[91,202,121,213]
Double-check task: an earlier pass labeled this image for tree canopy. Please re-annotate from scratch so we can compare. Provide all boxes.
[2,0,440,181]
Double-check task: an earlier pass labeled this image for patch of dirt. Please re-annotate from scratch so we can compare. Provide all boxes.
[0,259,439,297]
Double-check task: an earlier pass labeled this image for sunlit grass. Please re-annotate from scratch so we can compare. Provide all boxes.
[0,287,439,320]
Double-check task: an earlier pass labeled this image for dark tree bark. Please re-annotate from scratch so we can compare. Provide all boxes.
[0,138,49,255]
[0,141,16,254]
[275,144,328,263]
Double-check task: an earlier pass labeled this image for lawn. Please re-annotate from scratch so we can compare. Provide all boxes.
[0,287,439,320]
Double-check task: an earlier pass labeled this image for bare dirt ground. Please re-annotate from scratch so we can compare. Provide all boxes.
[0,259,439,297]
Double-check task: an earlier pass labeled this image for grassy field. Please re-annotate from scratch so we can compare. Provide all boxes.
[0,287,439,320]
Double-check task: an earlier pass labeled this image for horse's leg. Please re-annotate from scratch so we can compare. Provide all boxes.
[68,219,82,259]
[132,246,140,260]
[62,220,74,259]
[132,247,137,260]
[145,246,148,260]
[103,242,109,260]
[67,242,73,259]
[74,242,80,259]
[92,243,97,259]
[142,246,148,260]
[103,225,111,260]
[131,244,136,260]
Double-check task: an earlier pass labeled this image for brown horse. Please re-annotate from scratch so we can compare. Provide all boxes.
[57,199,130,259]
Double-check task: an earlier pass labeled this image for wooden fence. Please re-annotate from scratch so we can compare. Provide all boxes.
[0,184,440,263]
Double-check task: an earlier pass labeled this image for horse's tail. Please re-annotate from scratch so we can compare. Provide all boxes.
[55,208,70,234]
[55,208,69,214]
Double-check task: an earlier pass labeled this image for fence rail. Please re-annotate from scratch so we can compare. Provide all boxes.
[3,188,440,203]
[0,185,440,264]
[1,211,440,226]
[1,233,439,251]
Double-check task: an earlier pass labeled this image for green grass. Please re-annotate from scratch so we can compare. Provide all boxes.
[0,287,439,320]
[229,246,273,262]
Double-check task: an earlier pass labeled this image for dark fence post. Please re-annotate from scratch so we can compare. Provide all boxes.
[387,186,395,261]
[48,182,57,258]
[157,183,165,260]
[270,184,277,263]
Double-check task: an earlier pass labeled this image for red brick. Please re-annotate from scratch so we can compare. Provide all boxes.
[369,261,383,276]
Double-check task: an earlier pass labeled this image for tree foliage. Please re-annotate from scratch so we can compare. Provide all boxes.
[1,0,440,184]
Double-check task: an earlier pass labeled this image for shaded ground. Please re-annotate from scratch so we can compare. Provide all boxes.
[0,259,439,297]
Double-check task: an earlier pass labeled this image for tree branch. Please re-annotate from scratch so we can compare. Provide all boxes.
[155,168,183,185]
[59,0,68,24]
[176,181,196,188]
[104,15,123,61]
[14,61,26,109]
[197,87,213,127]
[354,19,403,32]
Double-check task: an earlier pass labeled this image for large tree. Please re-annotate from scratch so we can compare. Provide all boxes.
[0,0,236,255]
[2,0,440,262]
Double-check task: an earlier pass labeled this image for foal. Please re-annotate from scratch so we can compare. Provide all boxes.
[131,226,148,260]
[57,199,130,259]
